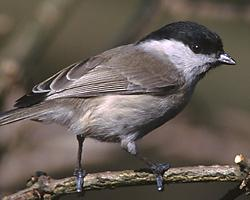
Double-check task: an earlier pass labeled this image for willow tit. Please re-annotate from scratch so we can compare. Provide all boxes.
[0,21,236,192]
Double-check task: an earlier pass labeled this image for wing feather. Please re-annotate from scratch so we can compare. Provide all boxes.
[15,44,184,108]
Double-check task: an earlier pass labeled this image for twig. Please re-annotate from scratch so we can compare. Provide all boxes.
[219,154,250,200]
[2,165,244,200]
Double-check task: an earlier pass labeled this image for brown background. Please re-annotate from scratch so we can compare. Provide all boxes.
[0,0,249,199]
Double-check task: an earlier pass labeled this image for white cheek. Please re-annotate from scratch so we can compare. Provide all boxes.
[139,39,217,83]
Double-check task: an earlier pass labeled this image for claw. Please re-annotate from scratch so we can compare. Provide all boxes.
[74,168,86,192]
[150,163,170,191]
[156,175,164,191]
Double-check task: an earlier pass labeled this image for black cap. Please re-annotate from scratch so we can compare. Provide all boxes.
[138,21,224,55]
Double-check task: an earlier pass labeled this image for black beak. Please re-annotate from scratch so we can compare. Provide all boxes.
[218,53,236,65]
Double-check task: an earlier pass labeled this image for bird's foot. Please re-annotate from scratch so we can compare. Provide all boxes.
[74,168,86,192]
[150,163,170,191]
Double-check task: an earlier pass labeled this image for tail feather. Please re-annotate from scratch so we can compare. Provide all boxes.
[0,105,48,126]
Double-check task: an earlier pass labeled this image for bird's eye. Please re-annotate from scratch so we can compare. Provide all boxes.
[191,44,201,54]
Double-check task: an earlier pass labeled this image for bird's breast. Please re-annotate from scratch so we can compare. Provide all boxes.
[81,90,191,142]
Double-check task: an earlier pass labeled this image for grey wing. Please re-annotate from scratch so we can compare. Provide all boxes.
[15,45,184,108]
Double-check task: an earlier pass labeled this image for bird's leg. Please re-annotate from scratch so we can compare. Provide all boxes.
[121,140,170,191]
[74,134,86,192]
[136,153,170,191]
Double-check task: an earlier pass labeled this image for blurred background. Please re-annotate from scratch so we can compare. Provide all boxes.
[0,0,249,199]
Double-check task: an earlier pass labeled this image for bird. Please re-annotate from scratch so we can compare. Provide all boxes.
[0,21,236,192]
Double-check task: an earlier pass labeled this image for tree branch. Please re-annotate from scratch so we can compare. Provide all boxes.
[218,154,250,200]
[2,165,245,200]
